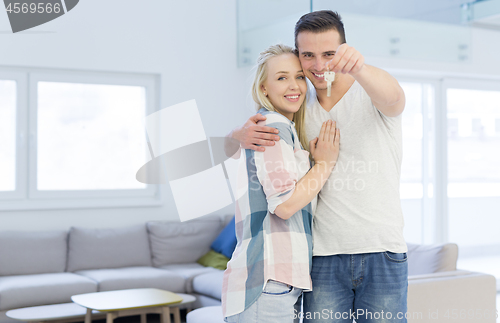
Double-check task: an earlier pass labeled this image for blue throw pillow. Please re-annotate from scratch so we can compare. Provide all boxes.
[211,216,237,259]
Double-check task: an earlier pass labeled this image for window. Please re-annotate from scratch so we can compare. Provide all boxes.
[398,80,435,244]
[444,81,500,284]
[0,68,159,210]
[0,79,16,192]
[397,77,500,286]
[446,86,500,198]
[36,82,147,191]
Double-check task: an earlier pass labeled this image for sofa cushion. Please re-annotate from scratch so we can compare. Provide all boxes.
[407,243,458,276]
[0,273,97,311]
[192,270,224,300]
[67,225,152,272]
[190,293,222,308]
[147,216,223,267]
[159,263,218,293]
[186,306,224,323]
[74,266,185,293]
[0,230,67,276]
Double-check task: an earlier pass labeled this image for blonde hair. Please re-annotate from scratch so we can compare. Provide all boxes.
[251,44,309,151]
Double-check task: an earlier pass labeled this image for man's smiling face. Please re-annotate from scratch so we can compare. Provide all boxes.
[296,29,342,91]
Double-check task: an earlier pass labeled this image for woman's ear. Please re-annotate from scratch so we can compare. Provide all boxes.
[261,85,267,96]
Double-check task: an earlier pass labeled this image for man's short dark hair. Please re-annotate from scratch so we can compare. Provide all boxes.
[294,10,346,49]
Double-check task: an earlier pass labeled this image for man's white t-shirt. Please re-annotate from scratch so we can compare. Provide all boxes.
[305,81,407,256]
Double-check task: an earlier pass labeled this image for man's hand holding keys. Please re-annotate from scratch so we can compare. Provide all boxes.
[326,43,365,76]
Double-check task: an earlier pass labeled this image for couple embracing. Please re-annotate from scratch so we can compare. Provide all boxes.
[221,10,408,323]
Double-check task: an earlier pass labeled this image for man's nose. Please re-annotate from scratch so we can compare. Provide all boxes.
[314,57,324,71]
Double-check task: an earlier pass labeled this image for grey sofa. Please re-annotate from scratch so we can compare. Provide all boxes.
[0,215,231,323]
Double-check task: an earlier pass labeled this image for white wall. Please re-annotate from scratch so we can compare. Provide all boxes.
[368,26,500,77]
[1,2,500,232]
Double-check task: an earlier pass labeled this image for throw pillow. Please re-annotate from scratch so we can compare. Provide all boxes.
[197,249,230,270]
[210,216,236,259]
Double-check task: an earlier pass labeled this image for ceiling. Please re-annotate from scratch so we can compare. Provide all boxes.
[312,0,500,29]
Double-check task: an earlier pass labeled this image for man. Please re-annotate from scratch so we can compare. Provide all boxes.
[227,10,408,322]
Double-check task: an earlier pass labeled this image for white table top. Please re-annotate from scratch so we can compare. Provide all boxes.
[170,293,196,305]
[71,288,183,311]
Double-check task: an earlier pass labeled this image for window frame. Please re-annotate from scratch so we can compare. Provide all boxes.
[0,67,162,211]
[0,70,28,202]
[442,77,500,246]
[392,72,500,245]
[393,75,441,244]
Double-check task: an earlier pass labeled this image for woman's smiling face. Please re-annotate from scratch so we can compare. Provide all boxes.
[261,53,307,120]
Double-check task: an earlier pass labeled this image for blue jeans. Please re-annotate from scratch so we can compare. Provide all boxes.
[302,252,408,322]
[225,280,303,323]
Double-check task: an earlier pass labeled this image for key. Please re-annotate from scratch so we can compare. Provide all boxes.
[324,70,335,97]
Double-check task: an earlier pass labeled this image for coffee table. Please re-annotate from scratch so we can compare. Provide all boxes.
[71,288,190,323]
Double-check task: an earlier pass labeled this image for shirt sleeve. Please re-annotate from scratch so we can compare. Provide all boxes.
[375,105,403,130]
[253,120,298,214]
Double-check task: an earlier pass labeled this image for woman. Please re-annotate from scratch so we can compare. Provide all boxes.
[221,44,340,323]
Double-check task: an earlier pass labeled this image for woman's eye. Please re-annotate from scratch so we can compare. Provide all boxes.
[297,76,305,80]
[278,77,286,81]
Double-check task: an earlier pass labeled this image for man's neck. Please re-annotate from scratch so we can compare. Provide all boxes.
[316,74,355,112]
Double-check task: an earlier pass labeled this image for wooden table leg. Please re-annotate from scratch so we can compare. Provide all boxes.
[106,313,114,323]
[160,307,171,323]
[140,313,147,323]
[171,307,181,323]
[84,308,92,323]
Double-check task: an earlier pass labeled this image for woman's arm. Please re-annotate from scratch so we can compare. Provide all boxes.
[274,161,333,220]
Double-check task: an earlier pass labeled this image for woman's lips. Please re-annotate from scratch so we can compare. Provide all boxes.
[284,94,300,102]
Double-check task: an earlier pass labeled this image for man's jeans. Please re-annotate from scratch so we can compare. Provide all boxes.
[302,252,408,322]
